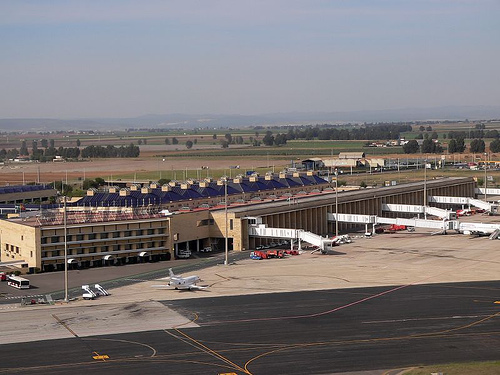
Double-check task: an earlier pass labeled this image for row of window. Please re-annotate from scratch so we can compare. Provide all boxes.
[42,228,167,244]
[4,243,20,254]
[42,241,166,258]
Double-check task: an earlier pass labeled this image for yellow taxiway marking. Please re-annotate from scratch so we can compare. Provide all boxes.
[92,352,109,361]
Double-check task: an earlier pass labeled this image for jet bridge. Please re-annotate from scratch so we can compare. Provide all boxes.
[428,195,499,214]
[382,203,456,220]
[328,213,500,238]
[247,219,335,252]
[328,213,454,233]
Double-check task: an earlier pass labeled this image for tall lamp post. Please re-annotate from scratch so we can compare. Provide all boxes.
[484,152,488,202]
[335,169,339,237]
[224,177,228,266]
[423,159,427,219]
[63,195,69,302]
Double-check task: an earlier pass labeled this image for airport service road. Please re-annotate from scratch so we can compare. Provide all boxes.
[0,281,499,375]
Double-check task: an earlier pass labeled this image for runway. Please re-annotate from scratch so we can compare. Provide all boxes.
[0,280,499,374]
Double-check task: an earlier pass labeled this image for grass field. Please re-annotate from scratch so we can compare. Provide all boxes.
[404,361,500,375]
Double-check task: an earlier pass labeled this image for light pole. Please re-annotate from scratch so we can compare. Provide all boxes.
[335,169,339,237]
[224,177,229,266]
[484,152,488,202]
[423,159,427,219]
[63,195,69,302]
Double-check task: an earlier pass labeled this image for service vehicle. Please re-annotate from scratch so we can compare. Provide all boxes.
[7,275,30,289]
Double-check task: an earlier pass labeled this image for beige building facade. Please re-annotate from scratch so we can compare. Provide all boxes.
[0,177,475,273]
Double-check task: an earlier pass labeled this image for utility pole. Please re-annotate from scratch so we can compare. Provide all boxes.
[224,177,229,266]
[63,195,68,302]
[335,169,339,237]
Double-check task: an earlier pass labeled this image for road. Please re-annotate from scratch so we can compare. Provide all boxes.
[0,280,499,374]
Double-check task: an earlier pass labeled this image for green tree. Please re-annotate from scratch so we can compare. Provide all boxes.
[455,137,466,153]
[165,137,171,145]
[403,140,419,154]
[41,139,48,148]
[20,140,28,155]
[470,139,485,153]
[448,139,457,153]
[76,139,81,147]
[262,131,274,146]
[185,140,193,149]
[158,178,170,185]
[490,139,500,153]
[172,137,179,145]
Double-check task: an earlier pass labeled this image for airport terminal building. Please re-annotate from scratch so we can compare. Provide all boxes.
[0,174,475,273]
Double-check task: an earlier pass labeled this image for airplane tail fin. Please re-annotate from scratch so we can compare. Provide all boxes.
[169,268,175,277]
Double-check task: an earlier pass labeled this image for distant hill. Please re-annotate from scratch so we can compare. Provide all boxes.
[2,105,500,132]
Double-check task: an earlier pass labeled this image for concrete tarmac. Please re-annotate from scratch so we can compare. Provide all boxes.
[0,228,500,374]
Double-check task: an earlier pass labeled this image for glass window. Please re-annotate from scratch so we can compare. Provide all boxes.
[100,233,109,239]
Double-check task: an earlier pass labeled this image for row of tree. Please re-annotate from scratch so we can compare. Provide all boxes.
[80,144,140,158]
[403,138,500,154]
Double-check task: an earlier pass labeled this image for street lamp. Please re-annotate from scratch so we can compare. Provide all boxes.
[423,159,427,219]
[334,169,339,237]
[63,195,69,302]
[224,177,229,266]
[484,152,488,202]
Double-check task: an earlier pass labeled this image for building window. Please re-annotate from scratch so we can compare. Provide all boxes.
[41,238,47,244]
[230,219,234,230]
[76,234,84,241]
[30,251,33,258]
[136,229,143,236]
[113,232,120,238]
[113,244,120,251]
[21,235,24,241]
[51,236,60,243]
[124,231,132,237]
[100,233,109,239]
[66,235,73,242]
[124,244,132,250]
[16,247,19,253]
[158,228,165,234]
[102,246,109,252]
[147,229,155,235]
[88,234,96,240]
[89,247,97,253]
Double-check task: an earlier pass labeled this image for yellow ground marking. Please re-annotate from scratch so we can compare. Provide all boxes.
[92,353,109,361]
[86,337,157,357]
[52,314,78,337]
[166,328,251,374]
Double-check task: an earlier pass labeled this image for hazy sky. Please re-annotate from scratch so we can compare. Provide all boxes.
[1,0,499,118]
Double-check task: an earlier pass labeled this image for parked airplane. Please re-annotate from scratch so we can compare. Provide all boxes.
[153,268,207,290]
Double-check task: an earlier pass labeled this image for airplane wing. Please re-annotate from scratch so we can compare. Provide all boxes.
[189,285,209,290]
